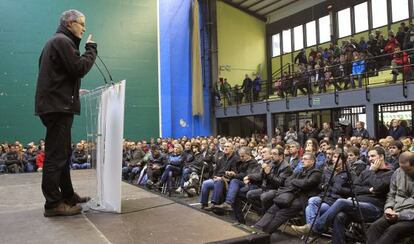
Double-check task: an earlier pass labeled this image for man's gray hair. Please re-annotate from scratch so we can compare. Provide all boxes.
[290,141,300,149]
[60,9,85,26]
[302,152,316,162]
[239,146,251,156]
[219,137,227,144]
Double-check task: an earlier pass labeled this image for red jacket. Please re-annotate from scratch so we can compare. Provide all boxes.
[393,51,411,74]
[36,151,45,169]
[384,38,399,54]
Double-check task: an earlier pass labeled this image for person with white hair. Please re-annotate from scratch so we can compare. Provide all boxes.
[35,9,97,217]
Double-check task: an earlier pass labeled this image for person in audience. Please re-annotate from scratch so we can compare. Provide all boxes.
[390,46,411,83]
[36,145,45,172]
[293,139,326,173]
[71,143,90,170]
[366,151,414,244]
[389,119,406,140]
[200,142,239,210]
[23,144,37,172]
[157,143,184,195]
[312,147,394,244]
[4,144,23,173]
[291,150,350,235]
[220,78,232,106]
[179,141,215,195]
[387,140,402,170]
[253,152,322,234]
[252,75,262,102]
[0,145,7,173]
[287,142,301,170]
[384,31,399,57]
[350,51,365,89]
[294,65,309,96]
[214,147,259,212]
[284,127,297,144]
[125,143,146,183]
[353,121,369,139]
[241,74,252,103]
[145,145,167,188]
[245,147,292,215]
[318,123,333,143]
[346,146,366,177]
[294,49,307,65]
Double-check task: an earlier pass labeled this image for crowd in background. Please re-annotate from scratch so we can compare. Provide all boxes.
[2,117,414,242]
[117,119,414,243]
[0,139,91,174]
[216,22,414,105]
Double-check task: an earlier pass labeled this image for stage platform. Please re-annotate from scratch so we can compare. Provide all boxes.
[0,170,308,244]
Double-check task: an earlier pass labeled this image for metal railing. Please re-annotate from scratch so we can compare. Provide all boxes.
[214,48,414,111]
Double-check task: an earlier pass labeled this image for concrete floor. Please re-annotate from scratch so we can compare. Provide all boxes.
[0,170,323,244]
[0,170,251,244]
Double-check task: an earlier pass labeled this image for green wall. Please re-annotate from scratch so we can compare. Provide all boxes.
[217,1,266,86]
[0,0,159,143]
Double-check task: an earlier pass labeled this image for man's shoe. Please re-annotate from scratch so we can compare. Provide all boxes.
[202,204,215,211]
[44,202,82,217]
[65,192,91,206]
[214,202,233,211]
[291,224,311,235]
[175,186,183,194]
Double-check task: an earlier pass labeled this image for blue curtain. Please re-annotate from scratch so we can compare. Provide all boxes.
[159,0,211,138]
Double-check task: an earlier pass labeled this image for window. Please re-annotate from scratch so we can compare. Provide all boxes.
[293,25,304,51]
[354,2,368,33]
[372,0,387,28]
[272,33,281,57]
[282,29,292,53]
[392,0,408,22]
[306,21,317,47]
[338,8,351,38]
[319,15,331,43]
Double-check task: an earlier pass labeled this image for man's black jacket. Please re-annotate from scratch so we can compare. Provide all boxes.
[248,160,292,191]
[35,25,97,115]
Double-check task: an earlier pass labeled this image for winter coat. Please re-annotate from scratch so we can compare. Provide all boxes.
[353,167,394,209]
[248,160,292,191]
[384,168,414,221]
[35,25,97,115]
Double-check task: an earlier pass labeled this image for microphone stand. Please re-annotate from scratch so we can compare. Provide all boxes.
[97,55,115,85]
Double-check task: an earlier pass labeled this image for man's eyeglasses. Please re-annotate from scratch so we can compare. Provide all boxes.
[74,21,85,27]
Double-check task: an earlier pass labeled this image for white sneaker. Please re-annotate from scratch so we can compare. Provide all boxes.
[175,187,182,193]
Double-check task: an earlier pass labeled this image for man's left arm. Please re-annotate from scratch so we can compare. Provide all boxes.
[54,38,97,78]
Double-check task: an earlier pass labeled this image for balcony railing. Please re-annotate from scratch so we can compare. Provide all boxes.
[214,48,414,111]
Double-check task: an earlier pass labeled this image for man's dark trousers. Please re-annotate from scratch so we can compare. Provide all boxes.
[40,112,75,209]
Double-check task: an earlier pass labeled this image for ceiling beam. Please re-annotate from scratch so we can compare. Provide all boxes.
[221,0,267,21]
[239,0,251,5]
[246,0,267,9]
[254,0,283,13]
[261,0,300,16]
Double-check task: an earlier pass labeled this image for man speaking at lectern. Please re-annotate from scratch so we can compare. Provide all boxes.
[35,9,97,217]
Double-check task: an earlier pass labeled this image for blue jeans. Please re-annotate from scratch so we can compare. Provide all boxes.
[72,162,91,169]
[160,165,181,190]
[200,178,225,205]
[306,196,331,225]
[0,164,6,173]
[313,198,382,234]
[180,167,192,187]
[131,166,142,174]
[25,163,35,173]
[225,179,245,204]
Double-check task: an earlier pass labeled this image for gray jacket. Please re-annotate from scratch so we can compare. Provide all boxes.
[384,168,414,221]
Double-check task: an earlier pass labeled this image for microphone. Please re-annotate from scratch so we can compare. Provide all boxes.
[97,54,115,84]
[94,62,108,85]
